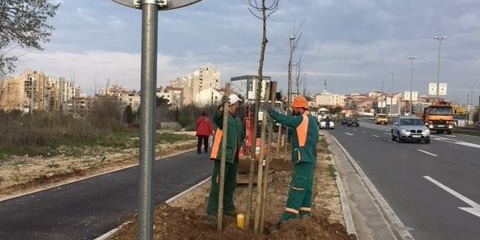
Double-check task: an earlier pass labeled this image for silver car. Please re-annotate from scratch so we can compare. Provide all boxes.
[391,117,431,144]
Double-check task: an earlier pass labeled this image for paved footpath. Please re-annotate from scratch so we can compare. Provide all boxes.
[0,150,212,240]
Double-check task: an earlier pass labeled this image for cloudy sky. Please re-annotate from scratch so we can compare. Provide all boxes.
[13,0,480,104]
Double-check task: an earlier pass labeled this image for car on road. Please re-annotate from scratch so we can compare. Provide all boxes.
[375,113,388,125]
[341,118,349,125]
[347,118,360,127]
[391,117,430,143]
[319,119,335,129]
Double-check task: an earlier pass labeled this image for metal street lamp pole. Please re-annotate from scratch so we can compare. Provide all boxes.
[390,72,394,117]
[434,35,447,102]
[408,56,416,114]
[466,94,469,125]
[110,1,202,239]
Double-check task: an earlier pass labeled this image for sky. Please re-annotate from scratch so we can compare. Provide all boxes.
[11,0,480,104]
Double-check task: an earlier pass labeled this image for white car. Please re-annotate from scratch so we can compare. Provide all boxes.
[319,119,334,129]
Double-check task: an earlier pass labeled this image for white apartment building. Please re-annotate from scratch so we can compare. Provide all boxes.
[156,86,183,108]
[230,75,271,102]
[170,67,220,106]
[315,93,345,107]
[195,88,224,107]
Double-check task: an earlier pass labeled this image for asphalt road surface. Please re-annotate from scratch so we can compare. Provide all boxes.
[330,122,480,240]
[0,150,212,240]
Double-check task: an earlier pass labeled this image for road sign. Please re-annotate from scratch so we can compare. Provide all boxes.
[428,82,447,96]
[112,0,202,10]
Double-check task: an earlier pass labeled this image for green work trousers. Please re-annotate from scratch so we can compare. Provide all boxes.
[206,160,238,216]
[280,161,315,222]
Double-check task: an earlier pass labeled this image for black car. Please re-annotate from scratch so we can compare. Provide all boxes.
[347,118,359,127]
[341,118,350,125]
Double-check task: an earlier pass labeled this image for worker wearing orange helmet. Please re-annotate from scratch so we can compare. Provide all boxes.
[267,95,319,228]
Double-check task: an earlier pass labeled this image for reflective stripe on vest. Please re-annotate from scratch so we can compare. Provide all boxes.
[210,129,223,160]
[296,112,309,147]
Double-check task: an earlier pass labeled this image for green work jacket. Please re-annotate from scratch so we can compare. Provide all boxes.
[268,108,319,164]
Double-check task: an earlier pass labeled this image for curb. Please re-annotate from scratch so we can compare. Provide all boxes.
[323,133,357,236]
[330,134,414,240]
[330,153,357,236]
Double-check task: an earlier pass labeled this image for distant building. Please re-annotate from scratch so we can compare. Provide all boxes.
[195,88,224,107]
[170,66,220,106]
[0,70,77,113]
[156,86,183,108]
[230,75,272,102]
[100,85,140,111]
[315,93,345,107]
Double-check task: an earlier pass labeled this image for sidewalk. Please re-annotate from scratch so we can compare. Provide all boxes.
[325,132,398,240]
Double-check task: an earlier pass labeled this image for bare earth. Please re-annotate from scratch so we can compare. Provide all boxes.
[109,134,356,240]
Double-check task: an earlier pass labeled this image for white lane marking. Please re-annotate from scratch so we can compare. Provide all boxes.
[384,132,390,135]
[361,131,367,134]
[431,136,480,149]
[424,176,480,218]
[345,132,354,136]
[372,135,379,138]
[417,149,438,157]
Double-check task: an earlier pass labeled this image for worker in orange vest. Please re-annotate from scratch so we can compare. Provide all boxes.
[267,95,319,228]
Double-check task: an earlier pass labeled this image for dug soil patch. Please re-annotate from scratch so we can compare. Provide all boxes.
[110,138,356,240]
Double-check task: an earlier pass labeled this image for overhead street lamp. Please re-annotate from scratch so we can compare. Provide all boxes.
[434,35,447,101]
[110,1,202,239]
[408,56,417,114]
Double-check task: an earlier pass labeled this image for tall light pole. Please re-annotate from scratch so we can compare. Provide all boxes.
[408,56,417,114]
[111,1,203,239]
[390,72,394,117]
[434,35,447,102]
[466,94,470,125]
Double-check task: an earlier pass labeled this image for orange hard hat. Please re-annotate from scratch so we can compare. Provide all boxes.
[291,96,308,109]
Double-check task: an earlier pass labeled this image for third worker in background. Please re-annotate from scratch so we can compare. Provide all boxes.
[195,110,213,154]
[267,95,319,228]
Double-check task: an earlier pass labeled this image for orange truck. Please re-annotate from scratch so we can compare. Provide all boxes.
[421,102,454,134]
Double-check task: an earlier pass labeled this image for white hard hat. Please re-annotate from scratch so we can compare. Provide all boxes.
[228,94,242,105]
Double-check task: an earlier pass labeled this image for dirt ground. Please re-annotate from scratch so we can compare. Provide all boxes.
[109,134,356,240]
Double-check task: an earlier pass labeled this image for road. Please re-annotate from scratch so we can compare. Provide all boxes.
[0,150,212,240]
[330,122,480,240]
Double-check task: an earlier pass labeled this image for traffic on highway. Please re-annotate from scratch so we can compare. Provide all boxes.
[327,118,480,240]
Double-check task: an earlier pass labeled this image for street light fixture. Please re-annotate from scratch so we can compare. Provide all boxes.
[434,35,447,102]
[408,56,417,114]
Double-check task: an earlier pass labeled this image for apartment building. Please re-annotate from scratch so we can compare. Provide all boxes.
[0,70,78,112]
[156,86,183,108]
[100,85,140,111]
[169,67,220,106]
[315,92,345,107]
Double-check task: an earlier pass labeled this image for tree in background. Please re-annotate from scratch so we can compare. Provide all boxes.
[0,0,60,75]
